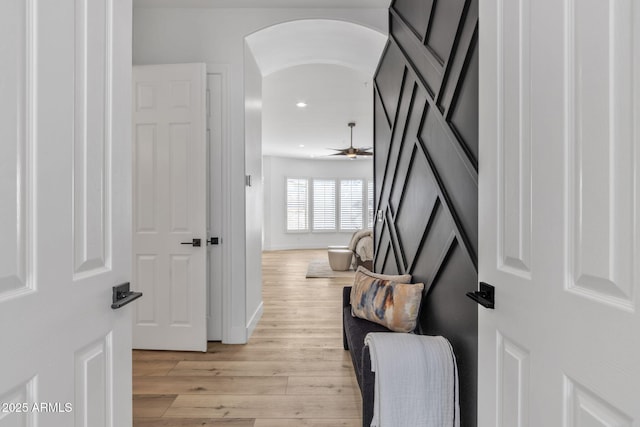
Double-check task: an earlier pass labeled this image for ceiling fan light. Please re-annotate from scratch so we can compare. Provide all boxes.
[326,121,373,158]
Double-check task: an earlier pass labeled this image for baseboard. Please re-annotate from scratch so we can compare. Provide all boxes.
[246,301,264,340]
[264,244,330,251]
[223,326,247,344]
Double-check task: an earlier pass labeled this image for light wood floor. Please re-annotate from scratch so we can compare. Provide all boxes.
[132,249,361,426]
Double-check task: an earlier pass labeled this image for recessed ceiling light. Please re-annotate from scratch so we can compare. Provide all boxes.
[296,102,307,108]
[299,144,305,148]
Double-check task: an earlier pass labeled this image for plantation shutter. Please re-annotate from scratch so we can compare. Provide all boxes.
[313,179,336,231]
[367,180,374,228]
[340,179,363,231]
[286,178,308,231]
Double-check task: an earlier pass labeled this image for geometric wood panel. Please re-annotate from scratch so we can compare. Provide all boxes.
[73,0,113,279]
[564,377,633,427]
[497,0,532,279]
[74,335,113,427]
[394,145,439,272]
[565,0,636,311]
[0,0,35,301]
[392,0,434,41]
[426,0,468,65]
[497,333,530,427]
[374,1,478,425]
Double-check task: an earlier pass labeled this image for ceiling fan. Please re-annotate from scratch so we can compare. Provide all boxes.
[329,122,373,159]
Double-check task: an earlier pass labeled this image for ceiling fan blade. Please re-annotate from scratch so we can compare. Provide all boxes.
[355,150,373,156]
[329,152,347,156]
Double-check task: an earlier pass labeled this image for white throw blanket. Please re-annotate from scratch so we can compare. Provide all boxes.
[364,333,460,427]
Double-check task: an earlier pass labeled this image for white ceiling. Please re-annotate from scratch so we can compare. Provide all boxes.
[134,0,390,8]
[245,19,386,76]
[262,64,374,159]
[246,18,387,159]
[133,2,389,160]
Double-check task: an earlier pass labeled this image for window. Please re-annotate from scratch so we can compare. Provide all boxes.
[286,178,308,231]
[285,176,371,233]
[340,179,364,231]
[313,179,336,231]
[367,180,374,227]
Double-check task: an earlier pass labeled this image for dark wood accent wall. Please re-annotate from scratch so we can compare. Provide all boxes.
[373,1,479,425]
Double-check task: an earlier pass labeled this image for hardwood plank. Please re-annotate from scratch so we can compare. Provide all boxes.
[254,321,342,330]
[133,360,179,376]
[286,376,360,396]
[254,420,360,427]
[250,327,343,338]
[169,360,353,377]
[164,394,361,419]
[239,337,344,350]
[134,376,287,395]
[133,419,254,426]
[134,345,352,361]
[133,249,362,427]
[132,394,177,418]
[134,347,348,362]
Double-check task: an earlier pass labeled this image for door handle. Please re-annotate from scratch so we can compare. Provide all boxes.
[181,238,201,247]
[207,237,220,245]
[466,282,495,309]
[111,282,143,309]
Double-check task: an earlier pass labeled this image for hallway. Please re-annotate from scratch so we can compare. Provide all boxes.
[132,249,362,426]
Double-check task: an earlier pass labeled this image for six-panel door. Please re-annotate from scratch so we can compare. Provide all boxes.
[479,0,640,425]
[0,0,133,426]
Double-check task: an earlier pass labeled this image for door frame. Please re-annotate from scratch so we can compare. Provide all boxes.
[206,63,233,343]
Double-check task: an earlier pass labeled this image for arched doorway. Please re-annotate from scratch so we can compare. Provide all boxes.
[242,19,387,338]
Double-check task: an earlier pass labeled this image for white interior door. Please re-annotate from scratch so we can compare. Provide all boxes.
[132,63,208,352]
[0,0,133,426]
[479,0,640,425]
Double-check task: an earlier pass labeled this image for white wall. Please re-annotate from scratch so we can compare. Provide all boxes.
[263,156,373,250]
[244,46,263,337]
[133,7,387,343]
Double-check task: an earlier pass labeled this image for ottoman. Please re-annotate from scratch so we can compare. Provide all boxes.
[328,248,353,271]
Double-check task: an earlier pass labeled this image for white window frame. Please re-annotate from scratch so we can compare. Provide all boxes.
[311,178,338,232]
[285,177,309,232]
[284,176,373,234]
[339,179,365,232]
[367,179,375,228]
